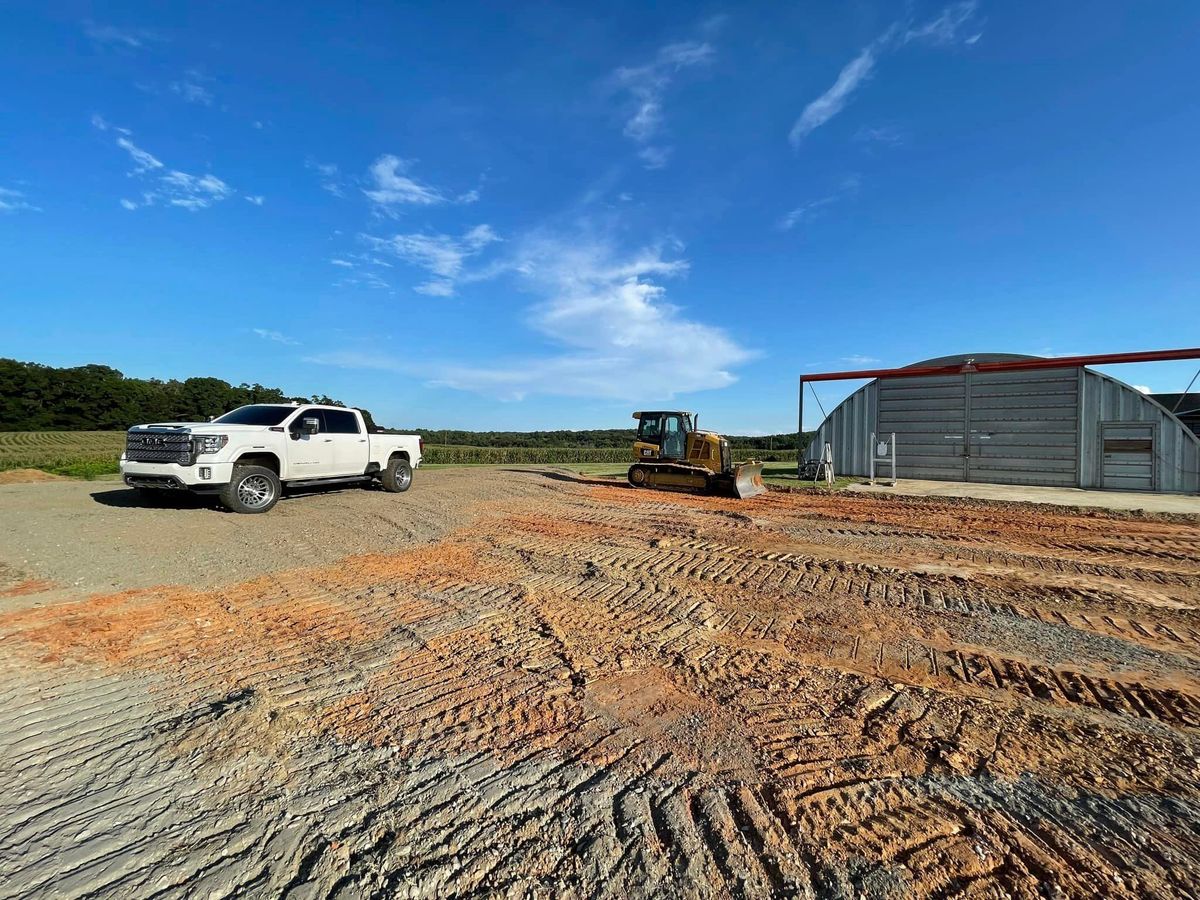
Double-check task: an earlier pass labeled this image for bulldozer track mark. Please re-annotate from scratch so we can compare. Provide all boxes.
[4,473,1200,897]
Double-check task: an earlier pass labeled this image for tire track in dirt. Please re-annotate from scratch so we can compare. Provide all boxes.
[1,473,1199,898]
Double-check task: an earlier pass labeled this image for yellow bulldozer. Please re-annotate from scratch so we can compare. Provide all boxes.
[627,411,766,499]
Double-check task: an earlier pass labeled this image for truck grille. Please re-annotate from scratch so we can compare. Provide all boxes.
[125,431,194,465]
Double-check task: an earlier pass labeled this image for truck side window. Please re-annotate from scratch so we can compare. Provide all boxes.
[291,408,326,433]
[325,409,361,434]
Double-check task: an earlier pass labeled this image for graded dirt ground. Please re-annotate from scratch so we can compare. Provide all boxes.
[1,469,1198,899]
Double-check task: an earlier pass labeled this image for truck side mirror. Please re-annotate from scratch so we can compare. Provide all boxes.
[302,417,320,435]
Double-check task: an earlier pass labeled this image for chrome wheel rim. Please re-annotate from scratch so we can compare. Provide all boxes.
[237,474,274,508]
[395,466,411,488]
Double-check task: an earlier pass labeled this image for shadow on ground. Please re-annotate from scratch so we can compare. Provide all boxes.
[90,487,214,509]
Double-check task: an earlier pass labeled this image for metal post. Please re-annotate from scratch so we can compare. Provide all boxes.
[891,431,897,486]
[869,432,876,485]
[796,377,804,477]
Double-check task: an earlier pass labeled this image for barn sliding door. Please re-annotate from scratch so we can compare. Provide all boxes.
[965,368,1080,486]
[877,375,968,481]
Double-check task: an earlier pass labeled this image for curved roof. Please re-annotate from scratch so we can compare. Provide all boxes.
[905,353,1040,368]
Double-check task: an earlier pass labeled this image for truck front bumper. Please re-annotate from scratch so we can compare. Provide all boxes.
[120,459,234,492]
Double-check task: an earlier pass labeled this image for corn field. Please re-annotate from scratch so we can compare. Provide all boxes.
[0,432,791,477]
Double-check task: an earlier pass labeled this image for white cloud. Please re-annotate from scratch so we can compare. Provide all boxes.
[855,124,904,146]
[779,175,860,230]
[364,224,501,296]
[306,159,345,197]
[253,328,299,346]
[169,71,214,106]
[841,354,882,365]
[116,136,164,173]
[245,195,265,205]
[1133,384,1152,395]
[903,1,981,46]
[363,154,444,210]
[637,146,672,169]
[432,235,752,400]
[0,187,40,214]
[97,119,233,211]
[612,40,714,168]
[314,233,753,400]
[790,3,981,147]
[330,258,355,268]
[83,22,163,49]
[789,43,879,146]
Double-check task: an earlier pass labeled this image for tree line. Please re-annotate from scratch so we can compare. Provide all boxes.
[0,359,376,431]
[0,358,810,450]
[387,427,811,451]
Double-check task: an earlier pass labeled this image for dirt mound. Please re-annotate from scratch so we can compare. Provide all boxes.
[0,468,70,484]
[1,470,1198,897]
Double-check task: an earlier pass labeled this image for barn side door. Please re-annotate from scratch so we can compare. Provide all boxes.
[1100,423,1155,491]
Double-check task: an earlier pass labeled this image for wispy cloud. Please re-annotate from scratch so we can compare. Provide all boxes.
[612,39,714,169]
[436,234,752,400]
[854,124,905,146]
[779,175,860,230]
[363,154,445,211]
[0,187,41,214]
[790,2,981,147]
[841,354,882,365]
[903,1,981,46]
[244,195,265,206]
[789,43,880,147]
[314,229,753,400]
[169,70,214,106]
[253,328,299,346]
[83,21,164,49]
[306,159,345,197]
[363,224,501,297]
[95,117,232,211]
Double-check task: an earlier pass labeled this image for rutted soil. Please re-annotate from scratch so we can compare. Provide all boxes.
[1,470,1199,898]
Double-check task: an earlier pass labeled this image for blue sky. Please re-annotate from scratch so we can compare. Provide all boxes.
[2,2,1198,432]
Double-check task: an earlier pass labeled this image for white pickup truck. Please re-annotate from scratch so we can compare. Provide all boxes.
[120,404,422,513]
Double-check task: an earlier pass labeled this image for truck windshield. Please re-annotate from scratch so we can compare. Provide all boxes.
[213,405,295,426]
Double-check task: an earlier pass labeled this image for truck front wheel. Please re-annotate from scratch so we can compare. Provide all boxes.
[219,465,281,513]
[381,457,412,493]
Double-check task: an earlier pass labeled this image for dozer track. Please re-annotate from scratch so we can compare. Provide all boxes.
[627,461,766,499]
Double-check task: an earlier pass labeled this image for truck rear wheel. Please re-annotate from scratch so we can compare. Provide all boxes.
[381,457,412,492]
[219,465,281,513]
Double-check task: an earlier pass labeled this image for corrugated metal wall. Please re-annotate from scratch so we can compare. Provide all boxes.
[1079,371,1200,493]
[805,363,1200,493]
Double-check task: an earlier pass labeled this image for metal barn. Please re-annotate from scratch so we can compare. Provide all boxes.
[802,351,1200,494]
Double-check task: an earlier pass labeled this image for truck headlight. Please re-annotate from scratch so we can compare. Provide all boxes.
[194,434,229,454]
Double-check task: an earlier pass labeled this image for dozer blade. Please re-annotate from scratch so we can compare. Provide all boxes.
[731,461,766,499]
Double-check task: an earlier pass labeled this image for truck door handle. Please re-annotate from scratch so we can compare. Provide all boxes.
[358,439,366,443]
[323,439,332,443]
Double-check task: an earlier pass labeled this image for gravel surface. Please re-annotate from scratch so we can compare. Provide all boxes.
[0,468,544,598]
[1,469,1198,898]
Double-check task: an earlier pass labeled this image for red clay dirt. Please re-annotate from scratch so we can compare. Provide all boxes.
[0,469,1198,898]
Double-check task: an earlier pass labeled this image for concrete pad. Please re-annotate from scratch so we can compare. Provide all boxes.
[846,477,1200,515]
